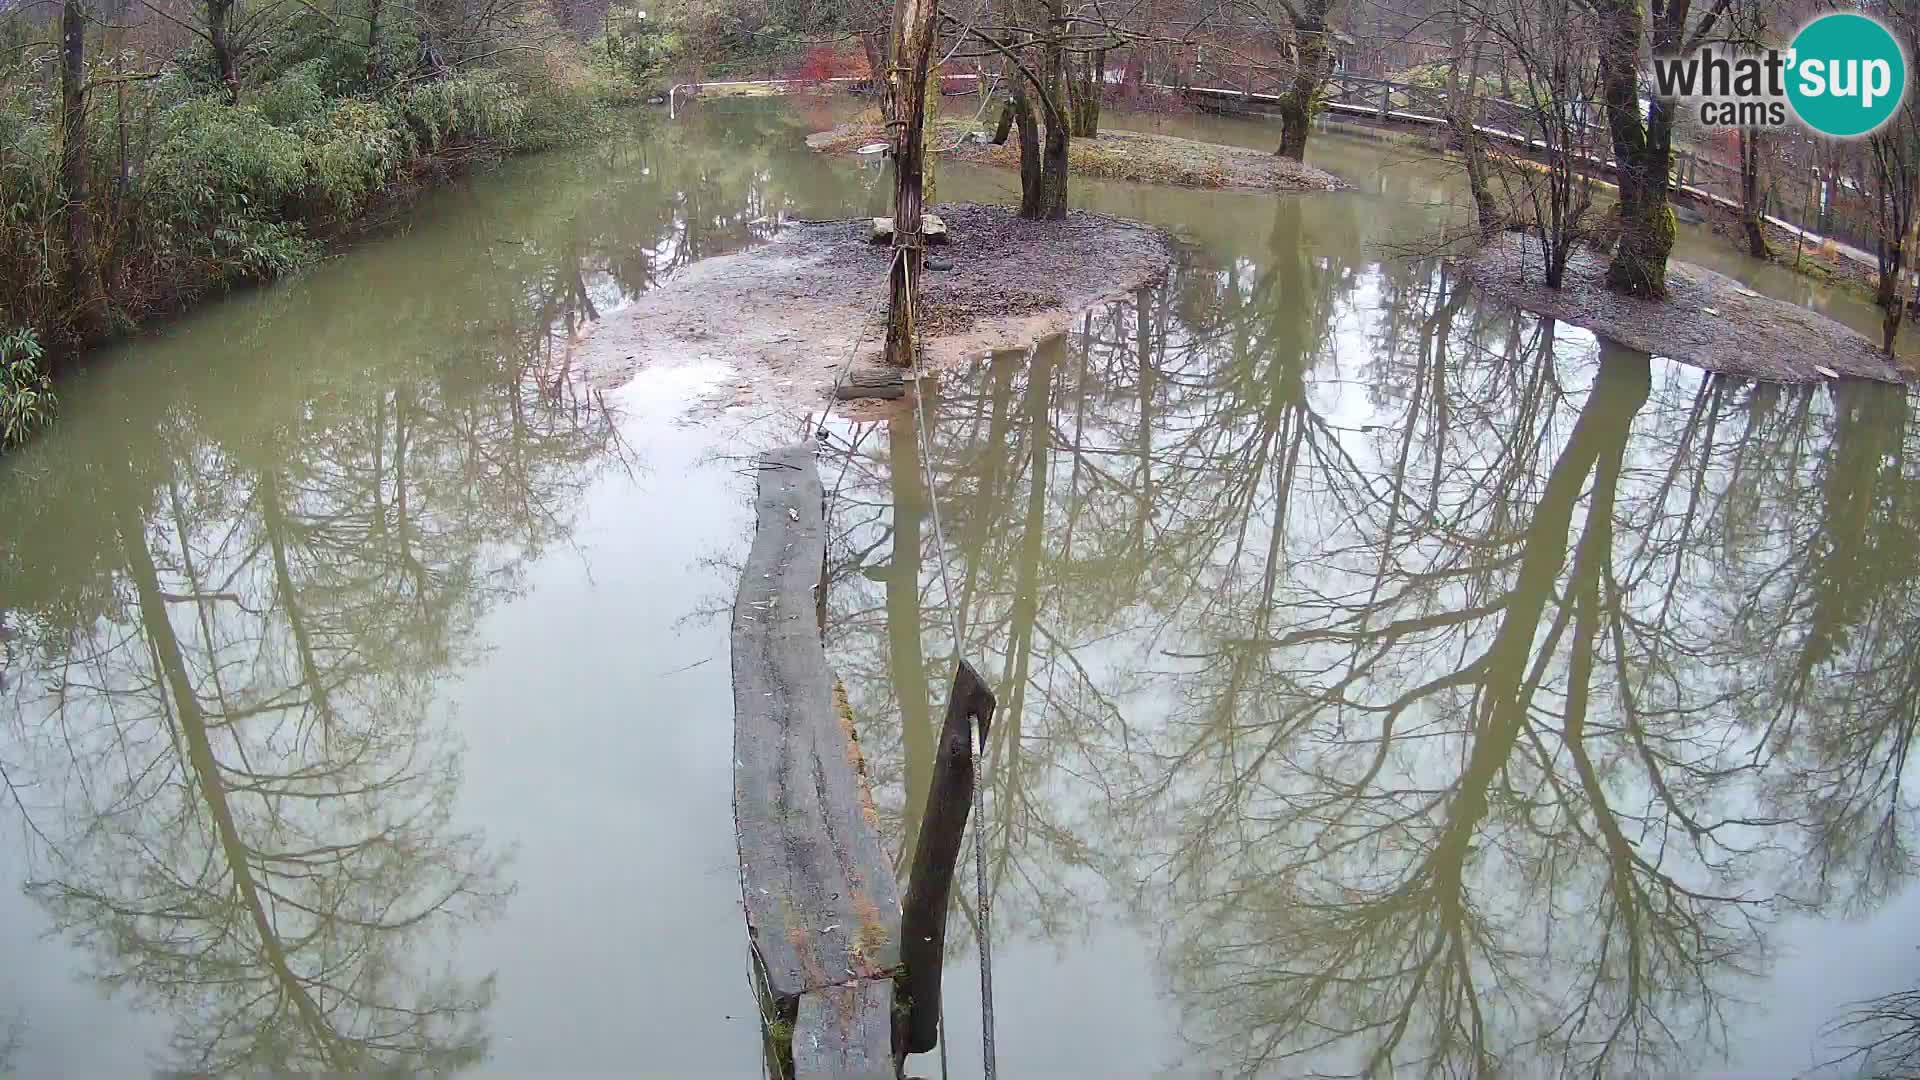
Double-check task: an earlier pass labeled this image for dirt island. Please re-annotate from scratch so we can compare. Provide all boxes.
[1459,233,1914,384]
[807,119,1349,192]
[578,202,1176,410]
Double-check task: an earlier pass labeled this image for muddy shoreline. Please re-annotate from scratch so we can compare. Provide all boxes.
[807,121,1348,192]
[1458,233,1913,384]
[579,202,1176,410]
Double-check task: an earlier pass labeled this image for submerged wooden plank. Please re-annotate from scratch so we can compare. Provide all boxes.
[732,444,902,1024]
[792,981,895,1079]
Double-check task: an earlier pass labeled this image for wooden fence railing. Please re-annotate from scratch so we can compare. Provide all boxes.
[1170,64,1885,263]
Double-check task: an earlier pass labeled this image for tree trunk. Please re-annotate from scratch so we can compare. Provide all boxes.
[883,0,938,366]
[1068,47,1103,137]
[1031,13,1069,219]
[1739,127,1769,259]
[1039,110,1068,218]
[1819,154,1838,235]
[1870,126,1916,313]
[922,60,938,204]
[1589,0,1728,295]
[992,98,1015,143]
[366,0,383,82]
[1447,15,1499,237]
[1595,0,1687,297]
[1884,172,1920,354]
[862,29,891,118]
[207,0,239,101]
[1011,66,1043,216]
[59,0,102,341]
[1275,3,1330,161]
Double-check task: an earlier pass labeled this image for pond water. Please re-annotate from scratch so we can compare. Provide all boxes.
[1,99,1916,1078]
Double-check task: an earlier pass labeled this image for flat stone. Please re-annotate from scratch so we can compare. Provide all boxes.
[868,214,951,245]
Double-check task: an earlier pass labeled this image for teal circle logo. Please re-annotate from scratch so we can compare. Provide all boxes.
[1787,13,1908,137]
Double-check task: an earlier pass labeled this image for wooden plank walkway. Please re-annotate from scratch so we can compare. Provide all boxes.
[732,444,901,1079]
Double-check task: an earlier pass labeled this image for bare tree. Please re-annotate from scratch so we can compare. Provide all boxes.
[1823,986,1920,1080]
[1462,0,1605,286]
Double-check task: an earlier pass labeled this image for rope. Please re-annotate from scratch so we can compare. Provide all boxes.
[901,254,996,1080]
[815,219,995,1080]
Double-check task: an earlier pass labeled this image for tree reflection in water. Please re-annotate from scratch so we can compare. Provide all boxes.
[0,172,660,1079]
[2,359,621,1072]
[823,203,1920,1077]
[0,101,892,1074]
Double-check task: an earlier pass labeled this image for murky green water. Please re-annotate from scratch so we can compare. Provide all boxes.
[2,99,1916,1077]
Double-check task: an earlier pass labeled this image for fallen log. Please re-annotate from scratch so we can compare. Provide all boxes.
[732,445,901,1079]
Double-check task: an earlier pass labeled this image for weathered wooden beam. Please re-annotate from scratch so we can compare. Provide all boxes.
[794,982,894,1078]
[896,659,997,1055]
[835,366,909,400]
[732,445,901,1080]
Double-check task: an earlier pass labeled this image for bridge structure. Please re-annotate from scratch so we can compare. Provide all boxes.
[1164,66,1880,275]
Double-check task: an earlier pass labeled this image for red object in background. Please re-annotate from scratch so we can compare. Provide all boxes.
[790,44,861,84]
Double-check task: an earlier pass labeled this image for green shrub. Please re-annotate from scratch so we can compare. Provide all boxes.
[253,12,374,94]
[257,59,335,127]
[601,2,681,85]
[397,72,530,152]
[1,328,53,449]
[0,27,635,411]
[148,97,310,218]
[303,97,409,213]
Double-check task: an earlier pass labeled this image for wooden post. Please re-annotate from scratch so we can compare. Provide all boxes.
[896,659,996,1055]
[884,0,939,367]
[1377,79,1390,120]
